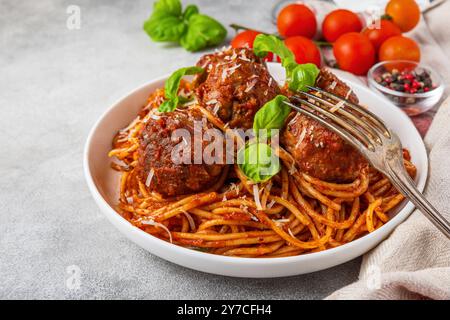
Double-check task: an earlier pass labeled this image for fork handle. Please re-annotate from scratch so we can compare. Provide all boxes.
[387,158,450,239]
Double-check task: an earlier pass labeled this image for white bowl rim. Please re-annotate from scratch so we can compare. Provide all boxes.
[83,67,428,272]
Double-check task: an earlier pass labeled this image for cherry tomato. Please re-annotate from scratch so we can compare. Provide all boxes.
[362,19,402,52]
[385,0,420,32]
[282,36,321,67]
[230,30,274,61]
[277,4,317,39]
[379,36,420,64]
[333,32,375,75]
[322,9,362,42]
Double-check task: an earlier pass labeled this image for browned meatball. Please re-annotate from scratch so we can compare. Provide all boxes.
[138,109,224,197]
[282,69,368,182]
[316,69,359,104]
[194,47,280,129]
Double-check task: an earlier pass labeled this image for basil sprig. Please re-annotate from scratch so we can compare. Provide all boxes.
[238,95,291,183]
[143,0,227,52]
[253,34,320,92]
[253,34,295,63]
[289,63,320,92]
[158,66,204,112]
[253,95,290,139]
[238,143,281,183]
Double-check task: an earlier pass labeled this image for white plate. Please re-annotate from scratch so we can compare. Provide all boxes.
[84,63,428,278]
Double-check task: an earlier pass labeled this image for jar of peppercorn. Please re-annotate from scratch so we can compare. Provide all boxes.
[368,60,444,116]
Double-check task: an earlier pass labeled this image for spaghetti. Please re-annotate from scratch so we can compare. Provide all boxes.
[108,86,417,258]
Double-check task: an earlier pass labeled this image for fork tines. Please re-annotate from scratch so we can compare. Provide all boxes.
[283,86,392,153]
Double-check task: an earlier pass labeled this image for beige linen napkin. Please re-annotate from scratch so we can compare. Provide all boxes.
[326,98,450,300]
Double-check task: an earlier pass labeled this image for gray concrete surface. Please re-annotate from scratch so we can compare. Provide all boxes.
[0,0,361,299]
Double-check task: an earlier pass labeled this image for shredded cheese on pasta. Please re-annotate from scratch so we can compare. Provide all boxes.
[145,168,155,187]
[253,184,262,210]
[141,219,173,243]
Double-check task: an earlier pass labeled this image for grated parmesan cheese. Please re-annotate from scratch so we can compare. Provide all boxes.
[253,184,262,210]
[328,81,337,90]
[273,218,290,224]
[330,100,345,113]
[181,210,196,231]
[288,228,295,238]
[345,89,353,100]
[145,168,155,187]
[141,219,173,243]
[206,99,218,105]
[212,103,221,115]
[227,64,241,75]
[182,97,198,107]
[245,78,258,92]
[200,59,210,69]
[267,199,276,209]
[229,183,239,195]
[265,181,272,195]
[288,163,297,175]
[295,128,307,149]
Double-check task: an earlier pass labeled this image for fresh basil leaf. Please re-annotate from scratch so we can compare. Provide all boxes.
[282,56,297,76]
[143,0,226,51]
[158,100,177,113]
[183,4,199,21]
[288,63,320,92]
[252,34,320,92]
[253,34,294,62]
[143,13,187,42]
[253,95,290,139]
[143,0,185,42]
[153,0,182,16]
[180,14,227,52]
[238,143,281,183]
[158,66,204,112]
[164,66,204,100]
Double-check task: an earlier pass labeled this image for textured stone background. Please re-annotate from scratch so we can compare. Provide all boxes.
[0,0,362,299]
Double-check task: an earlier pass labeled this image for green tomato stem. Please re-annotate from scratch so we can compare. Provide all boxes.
[314,40,333,47]
[229,23,283,39]
[229,23,267,34]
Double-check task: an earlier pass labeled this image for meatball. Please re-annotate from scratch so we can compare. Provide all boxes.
[194,47,280,129]
[316,69,359,104]
[282,69,368,182]
[138,109,224,197]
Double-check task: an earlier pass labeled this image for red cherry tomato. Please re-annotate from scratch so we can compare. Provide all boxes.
[385,0,420,32]
[362,19,402,52]
[322,9,362,42]
[378,36,420,70]
[230,30,274,61]
[333,32,375,75]
[282,36,321,67]
[277,4,317,39]
[379,36,420,62]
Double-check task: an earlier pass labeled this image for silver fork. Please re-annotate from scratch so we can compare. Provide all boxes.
[283,85,450,239]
